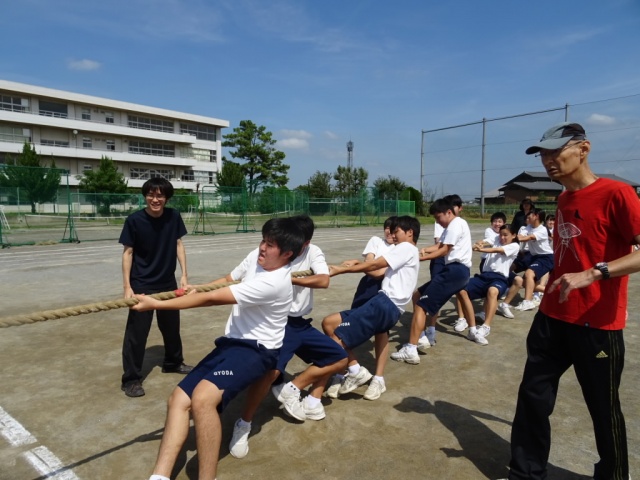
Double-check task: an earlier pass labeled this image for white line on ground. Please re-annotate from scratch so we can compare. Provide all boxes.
[0,406,36,446]
[23,446,80,480]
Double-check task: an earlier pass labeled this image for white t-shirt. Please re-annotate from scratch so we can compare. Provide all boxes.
[289,243,329,318]
[380,242,420,311]
[433,222,444,243]
[481,227,500,260]
[527,224,554,255]
[227,249,293,349]
[518,225,531,252]
[362,235,394,258]
[440,217,473,268]
[482,242,520,277]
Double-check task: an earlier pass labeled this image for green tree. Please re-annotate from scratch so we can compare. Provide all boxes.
[0,142,61,213]
[402,186,426,216]
[77,156,128,215]
[216,157,245,190]
[333,166,368,197]
[373,175,407,199]
[306,171,333,198]
[222,120,290,195]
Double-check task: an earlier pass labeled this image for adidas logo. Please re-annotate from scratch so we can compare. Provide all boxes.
[596,351,608,359]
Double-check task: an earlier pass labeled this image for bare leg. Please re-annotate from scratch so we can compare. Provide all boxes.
[483,287,499,327]
[240,370,280,423]
[292,359,348,398]
[151,387,192,478]
[523,269,535,301]
[373,332,389,376]
[409,306,427,344]
[458,290,476,328]
[503,275,523,305]
[190,380,224,480]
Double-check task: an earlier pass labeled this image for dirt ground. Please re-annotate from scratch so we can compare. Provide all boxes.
[0,225,638,480]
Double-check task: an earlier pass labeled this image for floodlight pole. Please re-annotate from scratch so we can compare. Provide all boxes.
[481,118,487,217]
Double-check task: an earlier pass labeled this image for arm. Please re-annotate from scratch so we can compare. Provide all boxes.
[549,234,640,303]
[292,273,330,289]
[330,256,389,277]
[517,233,536,243]
[122,246,134,299]
[473,245,505,254]
[420,243,451,261]
[176,238,188,289]
[132,285,238,312]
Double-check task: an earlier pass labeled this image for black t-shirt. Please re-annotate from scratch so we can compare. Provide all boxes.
[119,208,187,292]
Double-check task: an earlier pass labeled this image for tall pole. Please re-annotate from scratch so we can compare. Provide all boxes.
[420,131,425,200]
[480,118,486,217]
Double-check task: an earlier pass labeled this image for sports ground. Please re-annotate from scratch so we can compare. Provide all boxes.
[0,225,638,479]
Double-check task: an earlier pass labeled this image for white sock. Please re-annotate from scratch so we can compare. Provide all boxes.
[469,326,477,334]
[305,395,322,408]
[149,475,170,480]
[458,317,465,322]
[373,375,385,386]
[348,363,361,375]
[405,343,418,353]
[237,418,251,428]
[284,381,300,394]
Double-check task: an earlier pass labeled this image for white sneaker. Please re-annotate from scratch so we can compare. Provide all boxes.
[475,311,486,322]
[338,366,373,395]
[453,317,468,332]
[425,329,437,346]
[474,325,490,345]
[364,378,386,400]
[277,386,306,421]
[467,329,488,345]
[517,299,537,311]
[417,335,431,353]
[229,419,251,458]
[477,324,490,338]
[324,375,342,398]
[532,293,542,306]
[303,400,326,420]
[497,302,514,319]
[271,383,285,402]
[390,344,420,364]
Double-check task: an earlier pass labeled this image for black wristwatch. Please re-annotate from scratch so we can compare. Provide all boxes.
[594,262,610,280]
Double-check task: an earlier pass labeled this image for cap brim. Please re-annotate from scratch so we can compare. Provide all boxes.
[525,136,573,155]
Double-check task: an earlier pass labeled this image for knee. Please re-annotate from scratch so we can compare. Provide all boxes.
[167,387,191,413]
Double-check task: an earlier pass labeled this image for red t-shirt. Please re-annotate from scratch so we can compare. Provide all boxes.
[540,178,640,329]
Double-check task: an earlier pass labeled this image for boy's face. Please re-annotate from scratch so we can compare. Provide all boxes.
[499,229,516,245]
[392,227,413,244]
[491,218,505,233]
[144,188,167,217]
[547,219,555,230]
[434,210,454,228]
[258,237,291,271]
[384,226,394,244]
[453,205,462,215]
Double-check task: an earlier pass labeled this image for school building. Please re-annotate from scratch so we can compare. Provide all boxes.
[0,79,229,191]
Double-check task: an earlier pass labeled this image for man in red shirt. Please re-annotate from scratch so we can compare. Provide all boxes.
[505,123,640,480]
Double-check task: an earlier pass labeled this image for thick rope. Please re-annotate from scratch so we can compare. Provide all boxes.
[0,269,313,329]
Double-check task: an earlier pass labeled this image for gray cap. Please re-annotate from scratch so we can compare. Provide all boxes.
[525,122,587,155]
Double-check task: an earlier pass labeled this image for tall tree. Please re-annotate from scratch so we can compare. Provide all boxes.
[216,157,245,189]
[0,142,61,213]
[306,170,333,198]
[222,120,290,195]
[373,175,407,199]
[77,155,128,215]
[333,166,368,197]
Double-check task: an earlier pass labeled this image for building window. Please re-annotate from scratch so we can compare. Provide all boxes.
[128,115,174,133]
[41,139,70,147]
[105,112,114,124]
[0,95,29,113]
[128,141,175,157]
[179,123,216,141]
[181,170,194,181]
[39,100,68,118]
[130,167,174,180]
[106,140,115,151]
[81,108,91,120]
[193,170,213,184]
[83,165,93,171]
[191,148,217,162]
[0,126,31,143]
[82,137,92,149]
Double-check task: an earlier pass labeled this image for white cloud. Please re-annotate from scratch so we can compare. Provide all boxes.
[324,130,339,140]
[67,59,101,71]
[587,113,616,126]
[279,138,309,149]
[280,129,312,139]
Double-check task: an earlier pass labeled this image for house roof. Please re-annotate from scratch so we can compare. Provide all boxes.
[501,181,563,192]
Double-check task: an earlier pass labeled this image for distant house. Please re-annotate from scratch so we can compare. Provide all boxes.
[479,171,640,204]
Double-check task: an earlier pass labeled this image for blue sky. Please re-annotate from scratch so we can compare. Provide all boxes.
[2,0,640,200]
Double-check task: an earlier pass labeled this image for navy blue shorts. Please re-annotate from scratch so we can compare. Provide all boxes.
[178,337,278,412]
[351,275,383,309]
[512,251,532,273]
[417,262,470,316]
[527,254,554,280]
[276,316,348,372]
[336,292,400,349]
[429,256,445,278]
[478,258,486,274]
[466,272,509,300]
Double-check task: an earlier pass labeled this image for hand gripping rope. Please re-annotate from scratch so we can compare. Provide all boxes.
[0,269,313,329]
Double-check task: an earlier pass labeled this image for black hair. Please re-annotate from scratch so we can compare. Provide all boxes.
[546,214,556,223]
[429,198,454,215]
[443,194,462,208]
[262,217,305,260]
[142,177,175,200]
[500,223,520,243]
[384,215,398,231]
[519,198,535,212]
[490,211,507,223]
[395,215,421,243]
[528,208,547,224]
[290,214,315,243]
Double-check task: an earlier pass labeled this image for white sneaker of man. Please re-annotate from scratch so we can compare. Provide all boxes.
[474,325,490,345]
[517,299,537,311]
[338,366,373,395]
[497,302,515,319]
[229,419,251,459]
[453,317,469,332]
[467,328,488,346]
[390,344,420,364]
[363,377,387,400]
[323,375,343,399]
[303,398,326,421]
[277,386,306,422]
[417,335,431,353]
